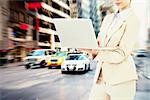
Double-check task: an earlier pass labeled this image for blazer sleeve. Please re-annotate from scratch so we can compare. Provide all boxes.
[95,17,140,64]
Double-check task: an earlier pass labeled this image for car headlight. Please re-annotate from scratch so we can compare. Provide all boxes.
[37,58,42,62]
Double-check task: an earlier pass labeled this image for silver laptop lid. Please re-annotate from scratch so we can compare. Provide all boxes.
[53,18,98,49]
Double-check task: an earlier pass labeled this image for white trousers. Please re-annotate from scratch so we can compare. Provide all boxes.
[89,80,136,100]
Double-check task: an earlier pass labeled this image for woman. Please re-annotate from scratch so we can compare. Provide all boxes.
[83,0,140,100]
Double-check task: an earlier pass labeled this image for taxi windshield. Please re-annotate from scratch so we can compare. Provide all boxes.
[28,50,45,56]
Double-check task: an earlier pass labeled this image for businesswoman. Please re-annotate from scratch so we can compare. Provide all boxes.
[86,0,140,100]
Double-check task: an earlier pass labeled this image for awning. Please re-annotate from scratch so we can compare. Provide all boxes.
[19,23,29,30]
[25,2,42,10]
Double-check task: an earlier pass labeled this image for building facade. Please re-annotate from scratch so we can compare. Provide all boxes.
[69,0,79,18]
[89,0,101,36]
[0,0,71,64]
[0,0,9,50]
[0,0,9,65]
[69,0,101,37]
[7,0,36,62]
[32,0,71,50]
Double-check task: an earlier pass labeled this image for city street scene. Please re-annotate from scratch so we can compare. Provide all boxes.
[0,0,150,100]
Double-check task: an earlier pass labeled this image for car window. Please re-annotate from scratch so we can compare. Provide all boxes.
[66,55,80,60]
[135,51,148,58]
[56,52,67,57]
[78,56,85,60]
[136,54,147,57]
[30,50,45,56]
[66,55,87,60]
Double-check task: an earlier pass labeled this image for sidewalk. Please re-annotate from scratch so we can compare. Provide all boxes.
[0,61,23,69]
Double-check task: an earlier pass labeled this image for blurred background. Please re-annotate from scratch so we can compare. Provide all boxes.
[0,0,149,100]
[0,0,149,65]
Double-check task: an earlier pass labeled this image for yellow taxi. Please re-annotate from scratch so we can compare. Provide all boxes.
[46,51,68,69]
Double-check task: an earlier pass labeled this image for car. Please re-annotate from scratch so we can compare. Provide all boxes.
[133,49,148,57]
[132,50,150,92]
[61,54,91,73]
[23,49,56,69]
[46,51,68,69]
[132,49,150,67]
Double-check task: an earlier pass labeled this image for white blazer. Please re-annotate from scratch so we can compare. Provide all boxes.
[93,9,140,85]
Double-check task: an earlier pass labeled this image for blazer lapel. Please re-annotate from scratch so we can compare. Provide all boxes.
[105,18,126,46]
[101,14,114,47]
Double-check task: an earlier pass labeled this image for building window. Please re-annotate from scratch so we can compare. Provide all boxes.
[10,9,14,20]
[19,12,25,22]
[39,33,50,43]
[16,47,21,55]
[51,12,64,18]
[43,0,49,4]
[32,29,37,40]
[39,19,50,28]
[52,1,60,10]
[66,0,69,6]
[26,16,29,24]
[63,9,70,15]
[29,16,33,25]
[38,8,50,17]
[14,11,19,21]
[54,35,60,42]
[12,26,27,39]
[50,23,56,31]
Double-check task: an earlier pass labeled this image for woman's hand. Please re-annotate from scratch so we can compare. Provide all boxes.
[77,48,99,58]
[78,48,92,53]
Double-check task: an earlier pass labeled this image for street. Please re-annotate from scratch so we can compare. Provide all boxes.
[0,57,150,100]
[134,56,150,100]
[0,64,95,100]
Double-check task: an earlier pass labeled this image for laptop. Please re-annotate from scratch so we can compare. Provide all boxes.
[53,19,116,50]
[53,18,99,49]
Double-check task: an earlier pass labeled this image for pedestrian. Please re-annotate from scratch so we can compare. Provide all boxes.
[80,0,140,100]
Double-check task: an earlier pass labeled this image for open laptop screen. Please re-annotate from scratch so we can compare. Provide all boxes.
[53,19,99,49]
